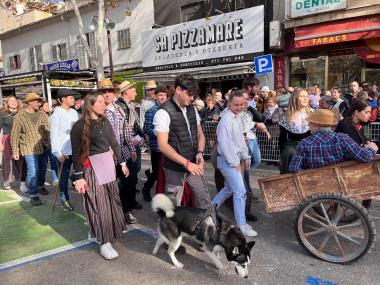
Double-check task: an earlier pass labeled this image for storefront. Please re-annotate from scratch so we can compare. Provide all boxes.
[131,5,267,97]
[0,60,97,107]
[286,14,380,92]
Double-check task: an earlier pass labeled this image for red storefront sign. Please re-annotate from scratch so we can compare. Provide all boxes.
[294,14,380,48]
[273,56,286,90]
[355,38,380,64]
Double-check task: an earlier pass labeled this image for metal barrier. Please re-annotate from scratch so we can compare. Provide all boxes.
[201,121,281,161]
[364,122,380,141]
[202,121,218,156]
[256,124,280,162]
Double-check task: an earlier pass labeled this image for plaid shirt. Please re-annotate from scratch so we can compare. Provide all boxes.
[289,130,376,173]
[144,103,159,152]
[105,103,136,161]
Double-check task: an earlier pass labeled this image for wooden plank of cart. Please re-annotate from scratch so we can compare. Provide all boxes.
[258,156,380,264]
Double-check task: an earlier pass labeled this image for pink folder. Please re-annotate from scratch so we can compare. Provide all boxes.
[88,151,116,185]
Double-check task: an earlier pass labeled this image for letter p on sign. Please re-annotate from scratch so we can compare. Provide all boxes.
[254,54,273,75]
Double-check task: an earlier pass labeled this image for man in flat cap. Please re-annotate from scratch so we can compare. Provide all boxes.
[50,89,79,211]
[11,93,50,206]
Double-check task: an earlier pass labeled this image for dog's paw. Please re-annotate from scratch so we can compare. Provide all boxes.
[173,262,184,269]
[152,249,158,255]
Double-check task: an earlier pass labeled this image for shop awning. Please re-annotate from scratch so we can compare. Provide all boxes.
[130,62,254,82]
[294,14,380,48]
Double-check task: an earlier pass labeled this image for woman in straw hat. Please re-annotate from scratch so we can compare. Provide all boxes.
[70,92,129,260]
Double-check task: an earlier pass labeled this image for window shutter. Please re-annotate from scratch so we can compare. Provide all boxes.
[52,45,58,61]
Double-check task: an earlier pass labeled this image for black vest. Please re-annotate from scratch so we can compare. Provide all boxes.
[160,98,198,172]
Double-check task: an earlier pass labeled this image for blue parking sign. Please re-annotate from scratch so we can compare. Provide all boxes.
[254,54,273,75]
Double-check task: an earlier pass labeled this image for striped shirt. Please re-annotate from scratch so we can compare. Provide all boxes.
[11,109,50,156]
[105,103,136,161]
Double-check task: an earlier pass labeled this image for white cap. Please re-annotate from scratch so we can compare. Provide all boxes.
[260,86,270,92]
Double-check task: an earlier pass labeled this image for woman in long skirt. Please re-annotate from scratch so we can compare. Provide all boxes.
[70,93,129,260]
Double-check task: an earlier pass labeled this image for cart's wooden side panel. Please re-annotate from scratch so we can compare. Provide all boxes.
[340,161,380,200]
[258,175,301,213]
[258,158,380,213]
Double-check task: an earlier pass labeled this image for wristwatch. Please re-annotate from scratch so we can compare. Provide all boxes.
[197,151,204,155]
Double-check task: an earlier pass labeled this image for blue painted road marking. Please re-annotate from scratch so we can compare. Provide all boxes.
[306,275,339,285]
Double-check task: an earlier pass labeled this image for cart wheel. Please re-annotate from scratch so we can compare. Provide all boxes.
[294,193,376,264]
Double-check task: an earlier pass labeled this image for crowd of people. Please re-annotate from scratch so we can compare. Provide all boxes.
[0,73,379,260]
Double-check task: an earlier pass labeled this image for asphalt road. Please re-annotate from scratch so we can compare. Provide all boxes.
[0,154,379,285]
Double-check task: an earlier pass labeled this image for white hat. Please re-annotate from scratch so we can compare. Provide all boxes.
[260,86,270,92]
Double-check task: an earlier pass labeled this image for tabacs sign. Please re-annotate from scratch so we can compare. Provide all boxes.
[290,0,346,18]
[43,58,80,72]
[141,6,264,72]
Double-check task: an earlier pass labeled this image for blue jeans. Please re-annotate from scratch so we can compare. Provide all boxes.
[58,156,72,203]
[247,139,261,168]
[243,139,262,193]
[24,150,49,198]
[212,156,246,226]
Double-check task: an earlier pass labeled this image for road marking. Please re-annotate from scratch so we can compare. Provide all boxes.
[0,226,155,273]
[306,275,339,285]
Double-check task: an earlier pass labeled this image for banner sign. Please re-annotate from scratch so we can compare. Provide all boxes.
[273,56,286,89]
[141,6,264,72]
[43,58,80,72]
[290,0,346,18]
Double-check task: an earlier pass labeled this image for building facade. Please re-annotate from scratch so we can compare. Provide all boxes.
[0,0,154,76]
[284,0,380,92]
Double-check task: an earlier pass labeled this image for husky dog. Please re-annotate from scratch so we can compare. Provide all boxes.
[152,194,255,278]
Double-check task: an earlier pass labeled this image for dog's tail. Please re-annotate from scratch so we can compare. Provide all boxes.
[152,194,175,218]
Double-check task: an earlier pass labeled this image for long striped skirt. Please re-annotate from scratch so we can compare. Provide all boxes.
[83,167,126,244]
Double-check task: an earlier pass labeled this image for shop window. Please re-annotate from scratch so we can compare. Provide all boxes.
[289,56,325,89]
[9,55,21,70]
[364,62,380,87]
[328,54,362,90]
[29,44,43,71]
[117,29,131,49]
[235,0,245,10]
[52,43,68,61]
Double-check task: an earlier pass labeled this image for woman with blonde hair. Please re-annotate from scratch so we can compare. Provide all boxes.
[0,96,28,191]
[278,89,312,173]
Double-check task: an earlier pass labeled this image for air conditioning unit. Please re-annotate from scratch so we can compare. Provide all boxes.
[269,21,283,49]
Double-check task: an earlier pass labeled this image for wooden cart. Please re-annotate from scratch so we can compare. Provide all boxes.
[258,157,380,264]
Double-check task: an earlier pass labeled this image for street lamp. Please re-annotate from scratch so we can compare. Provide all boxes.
[90,11,115,81]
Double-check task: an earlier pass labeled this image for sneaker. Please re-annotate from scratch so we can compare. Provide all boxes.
[62,201,74,212]
[20,182,29,193]
[30,197,43,206]
[142,187,152,202]
[239,224,258,237]
[38,187,49,195]
[125,211,137,224]
[3,181,11,190]
[100,242,119,260]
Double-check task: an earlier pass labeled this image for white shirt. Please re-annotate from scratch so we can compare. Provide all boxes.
[217,109,250,167]
[240,109,257,140]
[50,106,79,158]
[153,106,201,137]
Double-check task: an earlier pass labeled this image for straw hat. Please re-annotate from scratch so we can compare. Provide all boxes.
[98,79,115,90]
[23,92,42,103]
[118,80,136,94]
[307,109,337,127]
[145,80,157,89]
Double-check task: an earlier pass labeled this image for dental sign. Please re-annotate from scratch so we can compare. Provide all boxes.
[290,0,346,18]
[141,6,264,71]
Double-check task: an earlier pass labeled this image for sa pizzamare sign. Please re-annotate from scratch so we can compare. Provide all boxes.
[290,0,346,18]
[141,6,264,72]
